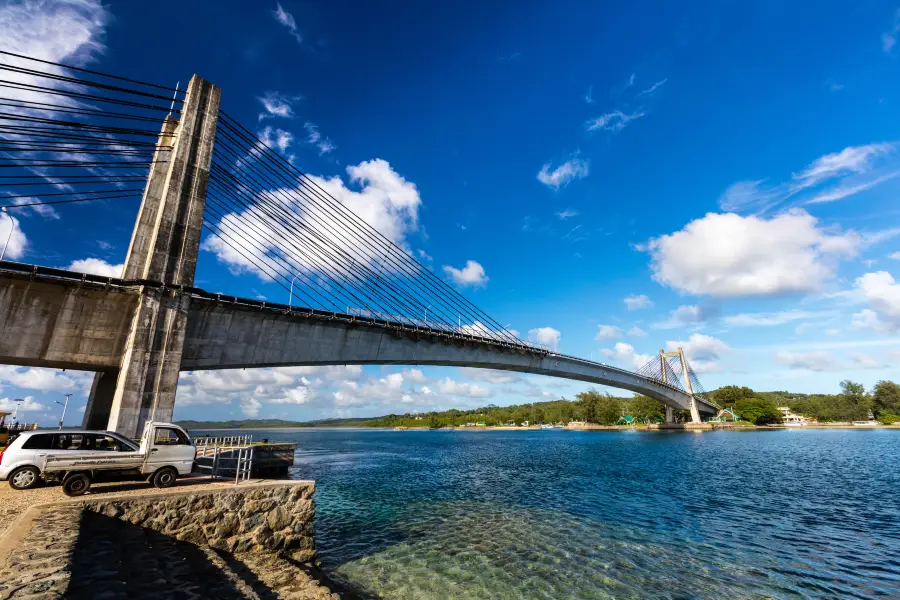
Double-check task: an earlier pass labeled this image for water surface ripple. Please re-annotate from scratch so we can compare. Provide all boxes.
[239,428,899,599]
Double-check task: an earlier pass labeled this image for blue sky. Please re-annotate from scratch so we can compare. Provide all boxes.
[2,0,900,425]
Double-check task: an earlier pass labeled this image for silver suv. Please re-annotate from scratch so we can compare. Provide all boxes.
[0,429,138,490]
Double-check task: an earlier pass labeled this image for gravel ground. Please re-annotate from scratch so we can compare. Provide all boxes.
[0,475,273,538]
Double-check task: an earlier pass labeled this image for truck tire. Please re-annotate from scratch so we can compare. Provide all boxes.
[8,466,41,490]
[152,467,177,488]
[62,472,91,497]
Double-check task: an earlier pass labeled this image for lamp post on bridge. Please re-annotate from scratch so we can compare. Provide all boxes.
[55,393,72,430]
[288,274,301,309]
[11,398,24,427]
[424,304,432,324]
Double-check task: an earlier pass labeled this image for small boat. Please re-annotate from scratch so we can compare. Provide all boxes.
[540,424,554,430]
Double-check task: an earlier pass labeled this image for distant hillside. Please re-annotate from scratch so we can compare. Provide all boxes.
[176,417,374,430]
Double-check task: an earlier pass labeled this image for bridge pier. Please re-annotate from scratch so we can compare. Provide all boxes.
[83,75,220,438]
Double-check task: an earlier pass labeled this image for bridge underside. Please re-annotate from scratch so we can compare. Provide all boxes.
[0,268,717,422]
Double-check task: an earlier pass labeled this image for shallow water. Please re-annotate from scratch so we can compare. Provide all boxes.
[218,428,900,599]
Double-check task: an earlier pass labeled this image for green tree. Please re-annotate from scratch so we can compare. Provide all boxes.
[627,395,666,422]
[840,380,873,421]
[713,385,756,406]
[872,380,900,418]
[734,397,782,425]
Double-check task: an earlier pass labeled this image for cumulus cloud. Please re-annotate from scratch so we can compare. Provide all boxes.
[0,396,45,414]
[666,334,729,373]
[851,271,900,332]
[600,342,652,371]
[537,158,589,190]
[642,210,859,297]
[437,377,490,398]
[0,366,80,392]
[203,159,421,278]
[595,325,622,340]
[627,326,647,337]
[585,110,644,132]
[775,350,838,372]
[67,258,123,278]
[652,304,717,330]
[443,260,488,288]
[457,367,520,385]
[240,397,261,417]
[0,213,27,260]
[528,327,560,350]
[623,294,653,310]
[273,2,302,43]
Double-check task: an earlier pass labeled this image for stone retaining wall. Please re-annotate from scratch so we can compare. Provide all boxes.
[84,481,316,562]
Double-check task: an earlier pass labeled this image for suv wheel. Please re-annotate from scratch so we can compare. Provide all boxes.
[8,466,40,490]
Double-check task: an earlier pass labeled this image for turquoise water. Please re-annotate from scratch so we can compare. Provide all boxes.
[229,429,900,599]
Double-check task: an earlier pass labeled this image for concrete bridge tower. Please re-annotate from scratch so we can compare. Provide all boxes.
[658,347,702,424]
[82,76,220,438]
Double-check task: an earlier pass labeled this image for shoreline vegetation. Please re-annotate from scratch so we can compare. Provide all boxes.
[177,379,900,432]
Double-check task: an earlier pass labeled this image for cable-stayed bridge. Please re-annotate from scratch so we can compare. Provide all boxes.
[0,54,717,436]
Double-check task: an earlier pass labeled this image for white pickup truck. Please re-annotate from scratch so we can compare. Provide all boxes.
[0,421,196,496]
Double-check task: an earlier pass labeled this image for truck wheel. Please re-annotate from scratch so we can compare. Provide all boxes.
[152,467,177,488]
[8,466,40,490]
[62,473,91,497]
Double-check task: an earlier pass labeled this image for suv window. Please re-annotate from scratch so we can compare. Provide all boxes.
[86,434,133,452]
[21,434,54,450]
[153,427,190,446]
[52,433,85,451]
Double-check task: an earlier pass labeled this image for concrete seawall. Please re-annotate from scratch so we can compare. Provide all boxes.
[0,480,338,599]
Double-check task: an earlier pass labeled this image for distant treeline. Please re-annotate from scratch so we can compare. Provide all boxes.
[356,379,900,428]
[176,417,371,430]
[177,379,900,430]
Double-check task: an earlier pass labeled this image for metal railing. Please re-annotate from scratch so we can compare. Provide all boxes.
[192,434,254,484]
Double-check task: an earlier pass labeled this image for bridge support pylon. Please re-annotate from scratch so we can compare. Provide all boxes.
[82,75,220,438]
[659,347,702,424]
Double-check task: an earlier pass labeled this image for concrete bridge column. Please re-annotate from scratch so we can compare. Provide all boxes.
[83,75,220,437]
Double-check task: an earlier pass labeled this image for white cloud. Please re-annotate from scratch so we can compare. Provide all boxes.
[851,271,900,332]
[258,126,293,154]
[528,327,560,350]
[595,325,622,340]
[203,159,421,278]
[437,377,490,398]
[537,158,589,190]
[723,309,834,327]
[240,397,261,417]
[642,210,860,297]
[556,209,579,219]
[443,260,488,288]
[67,258,123,278]
[883,10,900,54]
[627,326,647,337]
[457,367,519,384]
[623,294,653,310]
[638,79,667,95]
[0,213,27,260]
[585,110,644,132]
[0,366,79,392]
[0,396,45,414]
[889,252,900,260]
[652,304,716,330]
[718,143,896,213]
[666,334,729,373]
[273,2,302,43]
[806,171,900,205]
[257,91,297,119]
[774,350,838,372]
[402,369,428,384]
[600,342,652,371]
[848,352,886,370]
